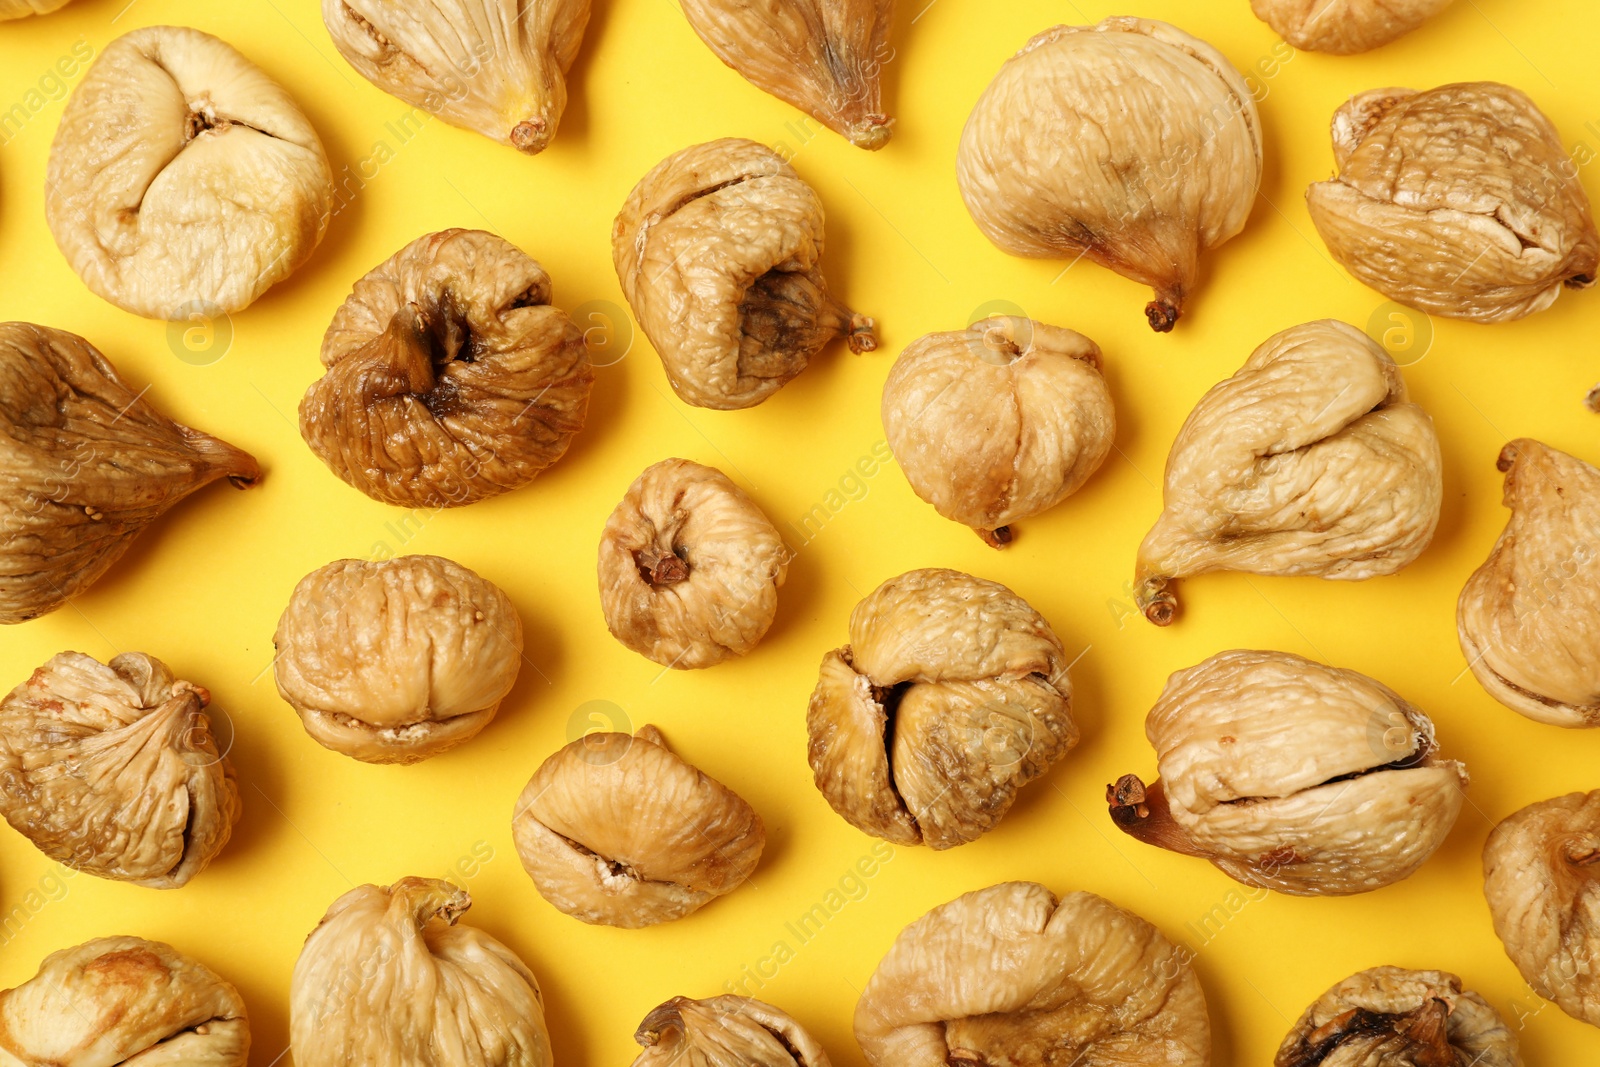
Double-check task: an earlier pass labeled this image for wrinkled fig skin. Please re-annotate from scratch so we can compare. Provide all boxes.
[1308,83,1599,323]
[599,458,789,669]
[0,323,260,625]
[1135,320,1442,626]
[291,878,552,1067]
[323,0,590,154]
[46,26,334,319]
[1458,440,1600,727]
[1109,650,1467,896]
[273,555,523,765]
[512,725,765,927]
[807,568,1077,850]
[958,18,1261,333]
[882,317,1114,547]
[679,0,893,150]
[301,228,593,508]
[1251,0,1455,54]
[855,883,1210,1067]
[633,996,833,1067]
[0,0,73,17]
[613,138,877,410]
[0,652,239,889]
[1275,966,1521,1067]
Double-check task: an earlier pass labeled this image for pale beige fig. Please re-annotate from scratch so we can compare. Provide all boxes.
[855,882,1210,1066]
[958,18,1261,332]
[881,317,1113,547]
[46,26,333,319]
[0,322,260,625]
[0,0,73,18]
[1109,650,1467,896]
[1251,0,1455,54]
[273,555,523,764]
[807,568,1076,850]
[613,138,876,410]
[679,0,893,150]
[512,725,764,927]
[1275,966,1520,1067]
[291,877,552,1067]
[599,458,788,669]
[633,996,832,1067]
[1135,320,1442,626]
[323,0,589,155]
[1308,83,1598,323]
[301,228,593,509]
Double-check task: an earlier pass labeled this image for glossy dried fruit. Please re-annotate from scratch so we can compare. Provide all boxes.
[301,228,592,508]
[1251,0,1455,53]
[613,138,876,410]
[0,0,73,17]
[958,17,1261,332]
[633,996,832,1067]
[807,568,1076,850]
[1109,650,1467,896]
[292,877,552,1067]
[273,555,523,764]
[1308,83,1598,322]
[881,317,1114,546]
[855,882,1210,1066]
[0,322,260,625]
[46,26,333,319]
[512,725,764,927]
[1134,320,1442,626]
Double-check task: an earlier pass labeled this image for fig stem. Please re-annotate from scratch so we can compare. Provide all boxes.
[976,526,1013,549]
[1144,299,1180,333]
[845,313,877,354]
[1106,775,1210,859]
[1134,575,1177,626]
[510,117,549,154]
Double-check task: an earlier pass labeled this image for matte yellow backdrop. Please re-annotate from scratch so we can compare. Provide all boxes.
[1,0,1598,1062]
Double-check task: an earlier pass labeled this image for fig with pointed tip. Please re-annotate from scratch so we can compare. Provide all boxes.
[633,996,833,1067]
[0,322,260,625]
[1134,320,1442,626]
[1251,0,1455,54]
[0,0,73,17]
[958,17,1261,332]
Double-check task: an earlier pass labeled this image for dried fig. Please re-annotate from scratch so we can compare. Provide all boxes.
[881,317,1114,547]
[301,228,593,508]
[323,0,589,154]
[1134,320,1442,626]
[599,458,788,669]
[0,322,260,625]
[613,137,876,410]
[1251,0,1455,54]
[678,0,893,150]
[1308,83,1598,322]
[633,995,832,1067]
[854,882,1210,1066]
[291,877,552,1066]
[46,26,334,319]
[0,0,73,17]
[273,555,523,765]
[512,725,764,927]
[1109,650,1467,896]
[957,17,1261,332]
[806,568,1076,850]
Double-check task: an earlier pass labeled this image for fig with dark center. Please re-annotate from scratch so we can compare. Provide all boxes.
[632,995,833,1067]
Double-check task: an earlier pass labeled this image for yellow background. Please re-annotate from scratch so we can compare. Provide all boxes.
[1,0,1598,1062]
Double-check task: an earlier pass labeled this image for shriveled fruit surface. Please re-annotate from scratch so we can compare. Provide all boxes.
[1251,0,1455,54]
[632,995,834,1067]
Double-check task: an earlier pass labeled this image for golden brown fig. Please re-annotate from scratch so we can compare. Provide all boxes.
[632,996,832,1067]
[1134,320,1442,626]
[958,18,1261,332]
[301,228,592,508]
[807,568,1076,850]
[854,882,1210,1067]
[1251,0,1455,54]
[0,322,260,625]
[881,317,1113,547]
[512,725,764,927]
[678,0,893,150]
[613,138,876,410]
[0,0,73,17]
[1308,83,1598,323]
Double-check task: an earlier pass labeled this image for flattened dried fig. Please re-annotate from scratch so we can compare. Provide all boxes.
[512,725,764,927]
[1135,320,1442,626]
[1308,84,1598,322]
[633,996,832,1067]
[958,18,1261,332]
[1109,650,1467,896]
[807,568,1076,849]
[1252,0,1455,54]
[46,26,334,319]
[0,0,73,18]
[599,458,788,669]
[301,228,593,508]
[854,882,1210,1067]
[273,555,523,764]
[881,317,1113,546]
[0,322,260,625]
[679,0,893,150]
[613,138,876,410]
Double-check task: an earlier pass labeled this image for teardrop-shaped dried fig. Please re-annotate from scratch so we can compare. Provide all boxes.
[1,0,73,17]
[633,996,832,1067]
[1252,0,1455,54]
